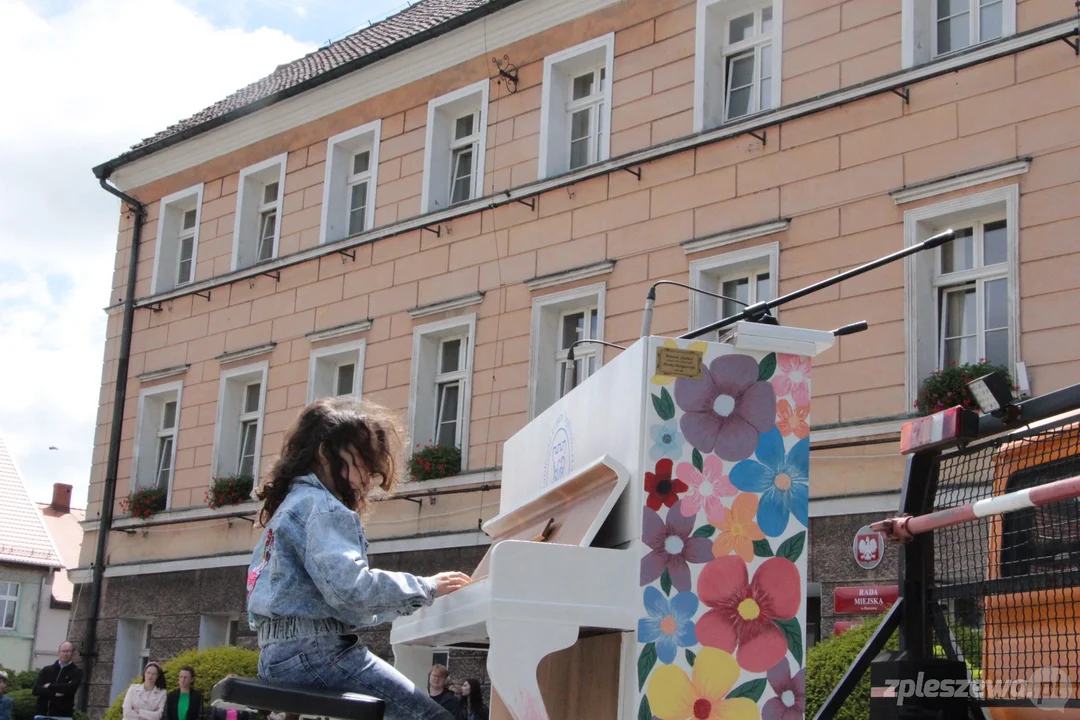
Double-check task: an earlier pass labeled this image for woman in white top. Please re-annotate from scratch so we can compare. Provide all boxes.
[123,662,167,720]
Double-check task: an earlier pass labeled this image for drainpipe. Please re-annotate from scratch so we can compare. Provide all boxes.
[80,168,145,712]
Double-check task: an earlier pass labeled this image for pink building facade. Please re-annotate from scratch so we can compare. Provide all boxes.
[70,0,1080,713]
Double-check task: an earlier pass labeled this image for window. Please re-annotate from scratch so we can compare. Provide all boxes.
[151,184,203,294]
[695,0,782,131]
[140,622,153,671]
[132,381,183,503]
[232,154,287,270]
[199,614,242,650]
[111,619,152,703]
[567,67,607,170]
[0,581,18,630]
[539,34,614,179]
[422,81,489,213]
[321,121,381,244]
[902,0,1015,67]
[688,243,779,338]
[212,362,269,481]
[904,185,1020,410]
[935,219,1009,369]
[409,315,476,468]
[308,340,365,402]
[529,284,606,418]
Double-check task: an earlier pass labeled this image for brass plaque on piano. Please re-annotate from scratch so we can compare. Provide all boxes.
[656,346,703,379]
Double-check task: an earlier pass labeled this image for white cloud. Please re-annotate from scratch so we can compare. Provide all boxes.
[0,0,315,508]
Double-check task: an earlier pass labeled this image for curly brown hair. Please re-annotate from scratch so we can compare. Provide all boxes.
[255,396,406,525]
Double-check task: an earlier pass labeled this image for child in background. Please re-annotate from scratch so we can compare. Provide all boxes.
[0,671,13,720]
[246,397,471,720]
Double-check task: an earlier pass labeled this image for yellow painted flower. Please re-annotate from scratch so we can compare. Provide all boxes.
[652,339,710,386]
[710,493,766,563]
[647,647,761,720]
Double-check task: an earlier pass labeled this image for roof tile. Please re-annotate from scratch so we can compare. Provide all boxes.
[0,435,62,569]
[129,0,488,153]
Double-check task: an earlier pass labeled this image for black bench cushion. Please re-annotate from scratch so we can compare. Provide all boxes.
[211,677,385,720]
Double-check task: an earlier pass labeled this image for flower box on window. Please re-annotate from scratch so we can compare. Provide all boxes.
[916,360,1013,416]
[408,443,462,482]
[206,474,255,510]
[121,487,167,519]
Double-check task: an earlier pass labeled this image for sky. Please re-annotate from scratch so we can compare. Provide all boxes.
[0,0,409,508]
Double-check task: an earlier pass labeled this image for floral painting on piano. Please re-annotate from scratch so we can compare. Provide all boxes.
[637,340,810,720]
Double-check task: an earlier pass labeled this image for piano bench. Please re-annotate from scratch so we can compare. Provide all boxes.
[211,677,385,720]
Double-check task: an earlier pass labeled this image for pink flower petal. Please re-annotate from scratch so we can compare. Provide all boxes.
[679,492,703,517]
[753,557,802,620]
[791,382,811,407]
[676,463,703,488]
[694,608,739,654]
[698,555,748,607]
[737,622,789,673]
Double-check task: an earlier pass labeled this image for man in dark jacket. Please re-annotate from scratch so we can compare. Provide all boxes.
[32,641,83,719]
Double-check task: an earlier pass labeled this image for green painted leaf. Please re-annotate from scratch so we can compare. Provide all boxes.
[637,642,657,691]
[775,616,804,667]
[692,448,704,472]
[638,695,652,720]
[727,678,767,702]
[692,525,716,538]
[685,649,697,667]
[660,569,672,596]
[758,352,778,381]
[753,539,774,557]
[651,387,676,421]
[776,531,807,563]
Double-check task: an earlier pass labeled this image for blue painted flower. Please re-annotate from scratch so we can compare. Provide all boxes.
[649,421,684,462]
[638,585,699,664]
[729,426,809,537]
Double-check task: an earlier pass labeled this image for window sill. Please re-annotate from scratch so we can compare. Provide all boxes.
[81,501,261,533]
[396,467,501,495]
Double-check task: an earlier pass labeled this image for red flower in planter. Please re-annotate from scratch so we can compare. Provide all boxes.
[644,458,689,511]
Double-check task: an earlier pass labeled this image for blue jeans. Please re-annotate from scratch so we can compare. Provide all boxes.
[258,634,454,720]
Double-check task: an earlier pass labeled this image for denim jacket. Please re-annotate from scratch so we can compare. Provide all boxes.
[246,474,437,645]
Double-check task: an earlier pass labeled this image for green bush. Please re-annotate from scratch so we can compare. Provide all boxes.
[8,688,36,720]
[0,667,39,692]
[407,442,462,481]
[915,361,1012,415]
[103,646,260,720]
[805,614,900,720]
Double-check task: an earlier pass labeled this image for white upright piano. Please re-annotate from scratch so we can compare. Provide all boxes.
[391,324,836,720]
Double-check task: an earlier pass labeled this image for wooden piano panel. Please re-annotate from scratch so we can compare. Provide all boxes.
[489,632,623,720]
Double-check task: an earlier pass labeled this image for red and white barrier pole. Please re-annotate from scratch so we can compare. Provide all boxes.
[871,474,1080,543]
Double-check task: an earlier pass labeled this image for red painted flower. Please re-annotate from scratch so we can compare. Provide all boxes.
[645,458,690,511]
[696,555,801,673]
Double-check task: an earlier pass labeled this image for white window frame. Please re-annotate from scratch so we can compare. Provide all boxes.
[528,283,607,418]
[695,0,784,132]
[212,361,269,481]
[688,242,780,336]
[131,380,184,507]
[0,581,18,630]
[307,339,366,402]
[538,34,615,180]
[408,315,477,472]
[902,0,1015,67]
[320,120,382,244]
[904,184,1020,410]
[422,80,490,213]
[151,184,203,294]
[232,154,287,270]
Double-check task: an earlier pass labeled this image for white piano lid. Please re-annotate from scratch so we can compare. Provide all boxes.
[469,454,629,581]
[718,320,837,357]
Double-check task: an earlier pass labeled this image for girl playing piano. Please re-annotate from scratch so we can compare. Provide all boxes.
[246,396,472,720]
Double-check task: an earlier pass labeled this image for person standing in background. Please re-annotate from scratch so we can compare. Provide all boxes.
[165,667,203,720]
[32,641,83,720]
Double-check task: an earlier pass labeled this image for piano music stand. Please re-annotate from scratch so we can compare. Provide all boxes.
[392,324,836,720]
